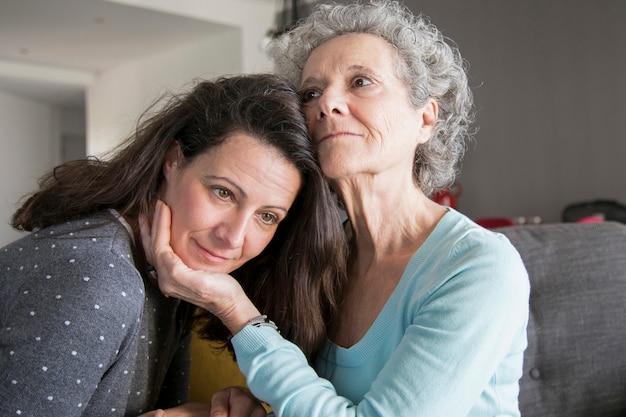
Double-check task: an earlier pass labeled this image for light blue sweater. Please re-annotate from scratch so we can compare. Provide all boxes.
[232,209,529,417]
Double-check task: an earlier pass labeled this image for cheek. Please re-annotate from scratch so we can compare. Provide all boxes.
[304,109,317,130]
[168,191,210,245]
[241,230,276,262]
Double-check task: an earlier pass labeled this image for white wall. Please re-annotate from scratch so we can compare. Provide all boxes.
[89,0,276,156]
[88,0,277,156]
[61,107,87,162]
[106,0,275,72]
[87,30,242,156]
[0,91,58,246]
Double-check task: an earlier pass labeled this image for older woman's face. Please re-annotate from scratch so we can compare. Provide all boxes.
[161,133,301,274]
[300,33,436,181]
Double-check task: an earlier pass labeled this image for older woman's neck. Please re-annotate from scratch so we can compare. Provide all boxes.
[336,176,446,263]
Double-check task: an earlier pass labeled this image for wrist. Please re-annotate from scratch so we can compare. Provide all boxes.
[246,315,278,331]
[222,302,262,335]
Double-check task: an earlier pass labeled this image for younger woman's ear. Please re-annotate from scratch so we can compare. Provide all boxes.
[163,141,183,177]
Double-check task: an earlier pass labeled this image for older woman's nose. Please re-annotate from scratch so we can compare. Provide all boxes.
[317,87,348,119]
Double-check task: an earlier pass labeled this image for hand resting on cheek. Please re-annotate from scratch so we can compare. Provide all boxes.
[139,199,262,335]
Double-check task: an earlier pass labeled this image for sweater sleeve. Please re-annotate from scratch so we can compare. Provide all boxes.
[232,232,529,417]
[0,240,145,417]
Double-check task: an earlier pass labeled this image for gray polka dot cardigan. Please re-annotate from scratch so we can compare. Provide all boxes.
[0,211,195,416]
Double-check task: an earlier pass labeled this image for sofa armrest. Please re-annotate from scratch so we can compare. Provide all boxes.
[498,222,626,417]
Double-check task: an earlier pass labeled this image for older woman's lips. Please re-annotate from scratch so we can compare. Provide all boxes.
[318,131,356,144]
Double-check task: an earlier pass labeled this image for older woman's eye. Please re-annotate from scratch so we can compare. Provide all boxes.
[353,76,373,87]
[259,212,279,225]
[301,89,320,103]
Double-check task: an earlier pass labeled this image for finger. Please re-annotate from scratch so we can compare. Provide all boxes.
[228,399,267,417]
[252,409,268,417]
[138,214,155,266]
[210,389,230,417]
[150,200,181,297]
[153,199,172,258]
[212,387,267,417]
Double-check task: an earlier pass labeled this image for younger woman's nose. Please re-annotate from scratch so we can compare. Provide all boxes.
[214,214,248,249]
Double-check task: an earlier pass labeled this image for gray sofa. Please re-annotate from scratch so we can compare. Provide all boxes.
[497,221,626,417]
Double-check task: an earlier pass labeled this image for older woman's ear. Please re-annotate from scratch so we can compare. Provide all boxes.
[418,99,438,143]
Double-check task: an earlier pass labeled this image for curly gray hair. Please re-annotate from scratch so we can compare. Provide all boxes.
[268,0,475,196]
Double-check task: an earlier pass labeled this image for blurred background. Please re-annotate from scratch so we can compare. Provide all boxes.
[1,0,625,246]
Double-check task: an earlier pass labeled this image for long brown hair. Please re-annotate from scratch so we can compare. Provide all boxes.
[11,74,347,361]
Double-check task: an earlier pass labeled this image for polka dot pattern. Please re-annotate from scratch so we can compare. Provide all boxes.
[1,212,194,416]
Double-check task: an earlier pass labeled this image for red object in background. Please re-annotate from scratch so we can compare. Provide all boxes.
[475,217,517,229]
[431,183,462,208]
[431,183,463,209]
[576,214,605,224]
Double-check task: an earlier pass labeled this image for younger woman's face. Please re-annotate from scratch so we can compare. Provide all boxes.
[161,133,301,273]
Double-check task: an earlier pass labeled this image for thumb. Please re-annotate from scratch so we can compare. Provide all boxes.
[209,389,230,417]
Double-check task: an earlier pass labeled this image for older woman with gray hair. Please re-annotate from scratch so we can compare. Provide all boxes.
[144,1,530,416]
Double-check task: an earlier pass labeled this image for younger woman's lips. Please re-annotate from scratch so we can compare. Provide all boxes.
[194,239,230,263]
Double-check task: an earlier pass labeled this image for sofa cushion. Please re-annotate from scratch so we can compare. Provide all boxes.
[498,222,626,417]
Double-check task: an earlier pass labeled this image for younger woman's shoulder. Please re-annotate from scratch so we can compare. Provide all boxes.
[1,212,144,301]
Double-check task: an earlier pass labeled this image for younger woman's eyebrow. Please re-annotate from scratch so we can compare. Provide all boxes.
[203,175,289,214]
[204,175,246,198]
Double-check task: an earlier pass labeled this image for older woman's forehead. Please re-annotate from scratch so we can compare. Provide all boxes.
[304,34,397,69]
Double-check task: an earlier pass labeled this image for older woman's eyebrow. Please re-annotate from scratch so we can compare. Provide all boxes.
[299,76,322,88]
[301,65,382,86]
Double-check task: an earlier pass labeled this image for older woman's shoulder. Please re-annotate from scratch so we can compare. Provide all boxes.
[430,209,525,268]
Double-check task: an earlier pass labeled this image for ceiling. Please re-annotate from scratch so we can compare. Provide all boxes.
[0,0,228,108]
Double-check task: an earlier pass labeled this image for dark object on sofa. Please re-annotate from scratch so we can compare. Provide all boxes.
[497,222,626,417]
[562,199,626,223]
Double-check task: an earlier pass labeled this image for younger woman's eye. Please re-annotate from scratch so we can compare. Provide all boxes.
[214,187,233,200]
[259,212,279,225]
